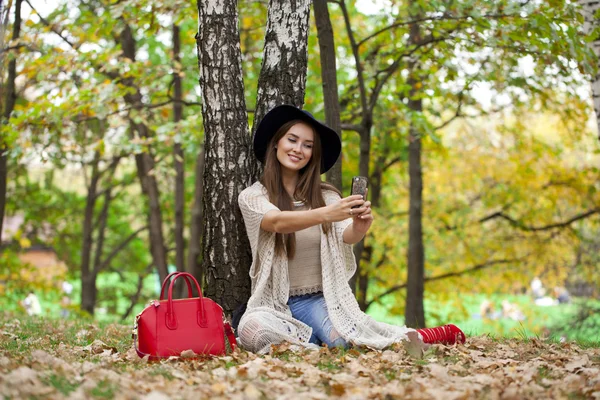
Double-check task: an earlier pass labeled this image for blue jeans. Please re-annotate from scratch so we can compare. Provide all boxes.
[287,292,348,348]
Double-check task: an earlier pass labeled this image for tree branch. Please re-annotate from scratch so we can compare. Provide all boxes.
[339,0,369,125]
[480,208,600,232]
[120,262,154,321]
[366,257,522,308]
[356,5,534,49]
[433,91,464,131]
[95,225,148,274]
[23,0,77,49]
[368,29,460,115]
[340,123,363,133]
[0,43,32,53]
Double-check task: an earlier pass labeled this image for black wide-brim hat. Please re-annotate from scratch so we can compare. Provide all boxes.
[253,105,341,174]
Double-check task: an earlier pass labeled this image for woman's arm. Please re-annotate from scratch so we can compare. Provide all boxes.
[261,195,366,234]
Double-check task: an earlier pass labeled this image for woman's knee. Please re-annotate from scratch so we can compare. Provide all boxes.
[238,311,291,352]
[321,322,348,349]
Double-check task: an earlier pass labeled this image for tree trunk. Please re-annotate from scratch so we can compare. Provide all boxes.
[404,21,426,329]
[252,0,312,136]
[197,0,254,314]
[355,152,387,311]
[91,190,111,275]
[0,153,5,242]
[0,0,22,243]
[173,24,185,275]
[81,153,101,315]
[338,0,373,297]
[314,0,342,189]
[81,273,98,316]
[350,121,372,304]
[187,148,204,281]
[119,24,169,284]
[579,0,600,140]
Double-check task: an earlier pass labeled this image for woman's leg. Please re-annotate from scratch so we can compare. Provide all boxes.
[237,311,303,353]
[288,293,348,348]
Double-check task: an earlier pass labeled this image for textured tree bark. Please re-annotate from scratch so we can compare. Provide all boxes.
[119,24,169,284]
[197,0,254,314]
[251,0,311,136]
[0,0,22,243]
[404,21,426,329]
[579,0,600,140]
[173,24,186,276]
[314,0,342,190]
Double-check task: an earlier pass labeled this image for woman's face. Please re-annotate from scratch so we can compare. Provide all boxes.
[276,122,315,173]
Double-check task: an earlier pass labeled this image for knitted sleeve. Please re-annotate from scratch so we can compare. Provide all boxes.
[238,183,278,246]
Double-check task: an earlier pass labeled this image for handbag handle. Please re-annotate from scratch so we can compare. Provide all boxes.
[166,272,207,330]
[159,272,193,300]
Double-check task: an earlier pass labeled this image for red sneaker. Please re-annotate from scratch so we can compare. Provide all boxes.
[417,324,466,345]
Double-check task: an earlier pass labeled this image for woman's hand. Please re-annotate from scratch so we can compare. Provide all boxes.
[320,195,366,223]
[342,189,374,244]
[351,199,373,235]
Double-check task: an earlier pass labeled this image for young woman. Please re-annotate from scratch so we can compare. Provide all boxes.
[237,105,465,354]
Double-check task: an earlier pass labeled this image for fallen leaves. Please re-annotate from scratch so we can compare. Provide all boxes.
[0,316,599,399]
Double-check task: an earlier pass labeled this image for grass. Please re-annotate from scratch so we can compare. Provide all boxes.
[90,379,117,399]
[43,374,80,396]
[1,310,598,399]
[366,292,599,344]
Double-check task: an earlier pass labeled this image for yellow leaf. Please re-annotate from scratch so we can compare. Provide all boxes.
[19,237,32,249]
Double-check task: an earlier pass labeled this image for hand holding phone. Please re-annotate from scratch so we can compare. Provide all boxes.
[351,176,368,208]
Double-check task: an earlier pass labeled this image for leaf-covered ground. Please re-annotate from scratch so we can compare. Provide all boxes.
[1,316,599,399]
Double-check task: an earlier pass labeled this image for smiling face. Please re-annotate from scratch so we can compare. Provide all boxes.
[275,122,315,174]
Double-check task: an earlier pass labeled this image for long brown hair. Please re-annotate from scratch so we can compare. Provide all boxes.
[260,119,341,258]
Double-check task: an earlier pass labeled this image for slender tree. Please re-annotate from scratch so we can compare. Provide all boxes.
[579,0,600,140]
[404,18,426,329]
[186,149,204,280]
[173,23,186,275]
[0,0,22,243]
[118,23,170,284]
[314,0,342,189]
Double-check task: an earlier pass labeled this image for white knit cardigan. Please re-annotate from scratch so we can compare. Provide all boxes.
[237,181,415,354]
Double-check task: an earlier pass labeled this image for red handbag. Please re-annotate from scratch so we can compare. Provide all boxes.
[132,272,236,359]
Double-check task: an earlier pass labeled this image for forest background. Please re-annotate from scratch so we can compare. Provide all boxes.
[1,0,599,343]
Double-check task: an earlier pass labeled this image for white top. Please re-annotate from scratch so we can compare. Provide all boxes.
[237,181,415,354]
[288,203,323,296]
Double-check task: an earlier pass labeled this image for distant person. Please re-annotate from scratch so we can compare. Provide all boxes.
[501,300,525,321]
[553,286,571,304]
[479,299,495,319]
[235,105,466,354]
[60,281,73,318]
[22,292,42,316]
[530,277,546,299]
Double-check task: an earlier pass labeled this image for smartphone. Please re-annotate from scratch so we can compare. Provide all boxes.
[351,176,368,208]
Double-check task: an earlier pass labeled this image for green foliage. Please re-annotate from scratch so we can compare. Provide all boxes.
[368,291,600,343]
[2,0,598,324]
[550,300,600,344]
